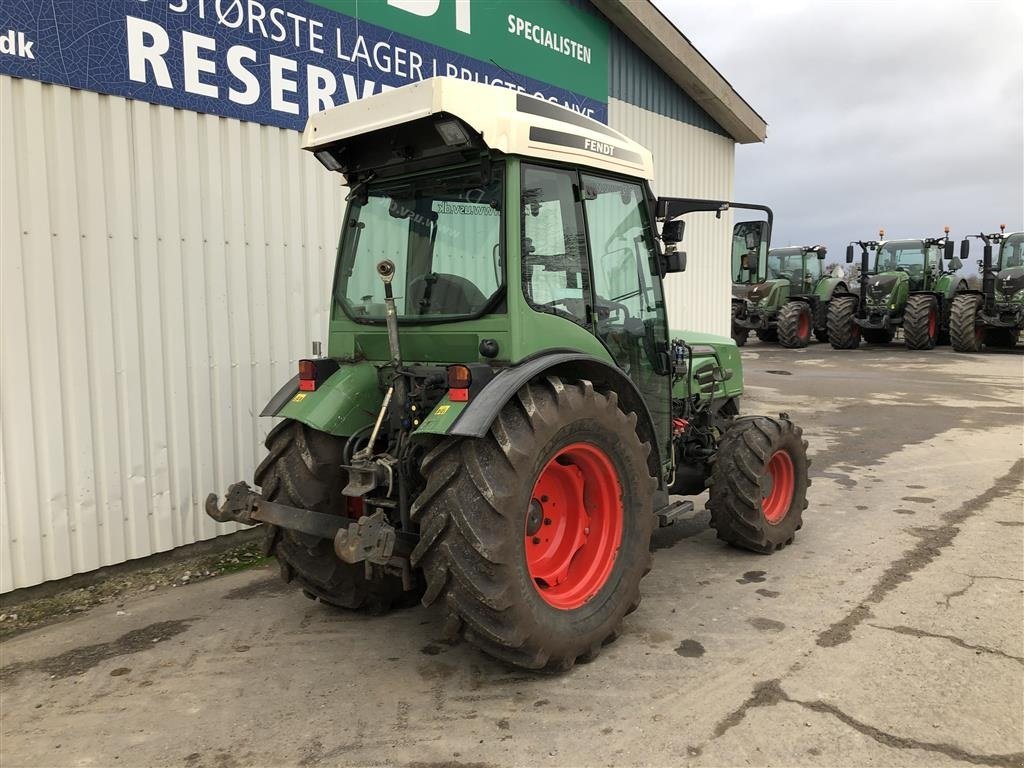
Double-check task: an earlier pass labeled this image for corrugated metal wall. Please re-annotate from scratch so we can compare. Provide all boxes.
[0,76,347,592]
[609,98,736,336]
[1,78,734,592]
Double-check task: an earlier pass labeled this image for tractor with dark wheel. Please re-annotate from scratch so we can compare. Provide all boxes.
[949,226,1023,352]
[205,79,810,672]
[828,228,966,350]
[734,245,848,348]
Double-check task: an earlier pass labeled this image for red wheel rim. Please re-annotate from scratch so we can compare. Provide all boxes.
[797,311,811,340]
[928,309,937,338]
[763,450,795,525]
[525,442,623,610]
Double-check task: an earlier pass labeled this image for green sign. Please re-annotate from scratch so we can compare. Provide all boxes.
[311,0,609,102]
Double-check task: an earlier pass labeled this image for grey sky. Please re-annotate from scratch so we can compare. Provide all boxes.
[654,0,1024,268]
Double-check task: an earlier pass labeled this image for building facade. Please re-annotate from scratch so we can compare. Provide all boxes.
[0,0,766,591]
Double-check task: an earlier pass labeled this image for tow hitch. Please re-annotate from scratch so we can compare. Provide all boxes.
[205,482,396,566]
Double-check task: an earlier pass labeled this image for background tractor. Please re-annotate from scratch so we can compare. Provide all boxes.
[828,228,966,349]
[950,226,1023,351]
[205,79,810,672]
[733,245,848,348]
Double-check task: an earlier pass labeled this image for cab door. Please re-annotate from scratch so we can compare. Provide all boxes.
[579,173,671,457]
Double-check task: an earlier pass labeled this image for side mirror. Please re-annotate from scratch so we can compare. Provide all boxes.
[662,219,685,245]
[943,240,955,261]
[845,244,855,264]
[817,250,827,260]
[960,239,970,260]
[662,249,687,274]
[732,220,770,280]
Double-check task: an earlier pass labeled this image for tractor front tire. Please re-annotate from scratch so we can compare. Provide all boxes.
[862,328,894,345]
[827,294,861,349]
[949,294,984,352]
[410,377,656,672]
[904,294,939,350]
[706,416,809,554]
[255,421,416,613]
[732,325,749,347]
[756,328,779,343]
[777,301,812,349]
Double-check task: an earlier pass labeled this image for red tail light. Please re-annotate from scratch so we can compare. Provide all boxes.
[297,358,339,392]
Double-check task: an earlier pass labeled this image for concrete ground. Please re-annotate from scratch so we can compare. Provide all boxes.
[2,343,1022,768]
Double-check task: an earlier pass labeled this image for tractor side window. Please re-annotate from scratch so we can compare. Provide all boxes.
[521,165,591,327]
[804,256,822,282]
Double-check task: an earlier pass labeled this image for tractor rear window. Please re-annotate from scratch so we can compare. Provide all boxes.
[335,168,504,322]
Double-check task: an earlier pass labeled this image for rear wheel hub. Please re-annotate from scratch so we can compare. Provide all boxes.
[762,450,795,524]
[525,442,624,610]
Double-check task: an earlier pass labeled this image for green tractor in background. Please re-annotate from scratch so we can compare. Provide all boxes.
[204,79,811,672]
[949,226,1023,351]
[732,245,849,348]
[828,228,966,350]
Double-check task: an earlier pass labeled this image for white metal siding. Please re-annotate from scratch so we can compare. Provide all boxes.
[608,98,736,337]
[0,77,346,592]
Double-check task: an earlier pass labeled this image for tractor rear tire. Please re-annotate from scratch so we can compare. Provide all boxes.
[731,304,749,346]
[410,377,656,672]
[949,294,984,352]
[814,328,830,343]
[985,327,1019,349]
[255,421,417,613]
[706,416,809,554]
[777,301,812,348]
[862,328,894,345]
[756,328,779,343]
[827,294,861,349]
[904,294,939,350]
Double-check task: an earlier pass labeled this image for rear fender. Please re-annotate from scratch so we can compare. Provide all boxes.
[266,362,384,437]
[414,352,664,480]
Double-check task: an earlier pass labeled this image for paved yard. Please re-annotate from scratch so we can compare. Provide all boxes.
[2,343,1022,768]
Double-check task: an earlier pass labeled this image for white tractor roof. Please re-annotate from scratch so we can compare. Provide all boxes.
[302,78,655,181]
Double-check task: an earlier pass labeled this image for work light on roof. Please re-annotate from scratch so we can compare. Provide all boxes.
[435,119,470,147]
[314,149,343,172]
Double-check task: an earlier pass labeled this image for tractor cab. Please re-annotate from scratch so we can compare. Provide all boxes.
[766,246,826,289]
[872,237,952,292]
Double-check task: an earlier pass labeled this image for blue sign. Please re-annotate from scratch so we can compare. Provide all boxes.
[0,0,608,131]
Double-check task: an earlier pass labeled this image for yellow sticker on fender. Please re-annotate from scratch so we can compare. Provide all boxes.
[291,393,307,402]
[433,404,450,416]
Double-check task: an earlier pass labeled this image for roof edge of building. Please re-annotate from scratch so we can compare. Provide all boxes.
[592,0,768,144]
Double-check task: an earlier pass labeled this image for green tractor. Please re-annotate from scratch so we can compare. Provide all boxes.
[949,226,1023,352]
[732,245,849,348]
[205,79,810,672]
[828,228,965,349]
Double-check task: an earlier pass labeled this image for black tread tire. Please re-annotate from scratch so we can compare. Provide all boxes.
[904,294,939,350]
[949,294,984,352]
[985,327,1020,348]
[706,416,809,554]
[756,328,779,343]
[862,328,894,345]
[731,303,749,347]
[813,328,830,343]
[777,301,812,349]
[255,420,417,614]
[827,294,861,349]
[409,377,656,672]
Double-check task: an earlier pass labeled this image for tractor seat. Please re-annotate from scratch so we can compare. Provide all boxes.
[408,272,488,315]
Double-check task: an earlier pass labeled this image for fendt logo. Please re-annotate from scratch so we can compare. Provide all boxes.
[0,29,35,59]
